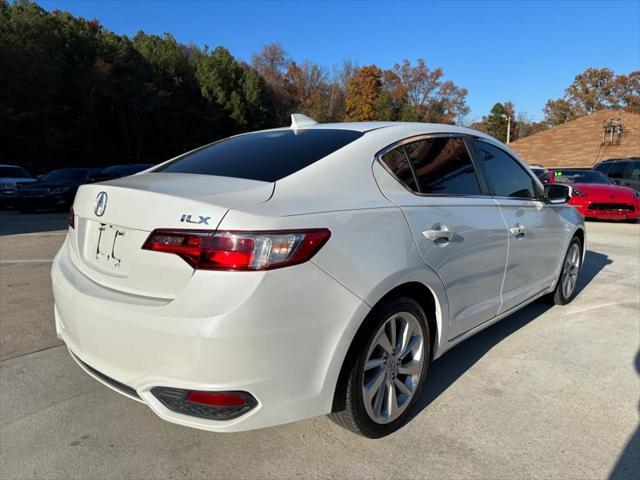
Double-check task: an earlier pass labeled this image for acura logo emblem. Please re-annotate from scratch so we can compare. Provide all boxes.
[94,191,108,216]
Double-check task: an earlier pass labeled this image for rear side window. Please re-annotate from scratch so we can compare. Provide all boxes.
[156,129,363,182]
[593,163,611,175]
[472,140,536,199]
[608,161,629,179]
[630,160,640,180]
[380,147,417,191]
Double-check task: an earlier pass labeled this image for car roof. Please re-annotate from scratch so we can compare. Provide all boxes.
[285,120,495,138]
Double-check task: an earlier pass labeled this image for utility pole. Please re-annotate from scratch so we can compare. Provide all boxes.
[501,113,512,144]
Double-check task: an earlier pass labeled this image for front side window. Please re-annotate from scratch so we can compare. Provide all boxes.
[472,140,536,199]
[403,137,482,195]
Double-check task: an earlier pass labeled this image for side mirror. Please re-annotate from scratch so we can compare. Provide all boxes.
[545,184,572,204]
[612,179,620,185]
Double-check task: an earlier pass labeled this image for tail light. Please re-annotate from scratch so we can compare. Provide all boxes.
[142,229,331,271]
[67,207,75,229]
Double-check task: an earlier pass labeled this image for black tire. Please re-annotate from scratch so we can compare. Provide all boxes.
[547,236,583,305]
[329,296,430,438]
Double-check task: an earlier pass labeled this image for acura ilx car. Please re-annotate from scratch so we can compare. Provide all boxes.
[52,115,585,438]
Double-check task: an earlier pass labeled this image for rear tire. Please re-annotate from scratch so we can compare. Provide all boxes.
[329,297,430,438]
[548,237,582,305]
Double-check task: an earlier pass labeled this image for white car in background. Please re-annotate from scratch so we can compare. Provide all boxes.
[51,115,585,438]
[0,164,35,207]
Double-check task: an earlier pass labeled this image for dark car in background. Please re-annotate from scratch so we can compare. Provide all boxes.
[16,168,99,213]
[87,163,154,183]
[593,158,640,191]
[0,164,36,208]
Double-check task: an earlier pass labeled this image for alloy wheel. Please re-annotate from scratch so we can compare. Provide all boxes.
[361,312,425,424]
[561,243,581,298]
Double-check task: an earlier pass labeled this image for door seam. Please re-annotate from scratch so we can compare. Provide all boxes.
[494,198,510,315]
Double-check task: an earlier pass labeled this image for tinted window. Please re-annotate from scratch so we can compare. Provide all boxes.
[379,146,417,191]
[608,161,629,179]
[593,163,611,174]
[101,164,153,175]
[473,140,536,199]
[629,160,640,180]
[404,137,481,195]
[552,170,610,185]
[40,169,91,183]
[0,166,32,178]
[156,129,363,182]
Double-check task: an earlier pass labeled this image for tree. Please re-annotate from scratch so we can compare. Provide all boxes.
[344,66,383,121]
[565,67,615,114]
[251,43,293,125]
[390,59,469,124]
[485,103,509,142]
[611,71,640,114]
[197,47,271,130]
[542,67,639,125]
[543,98,575,126]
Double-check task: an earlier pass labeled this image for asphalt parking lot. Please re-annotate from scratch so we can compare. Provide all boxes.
[0,210,638,480]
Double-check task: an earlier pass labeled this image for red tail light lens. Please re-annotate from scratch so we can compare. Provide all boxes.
[142,229,331,271]
[67,207,75,229]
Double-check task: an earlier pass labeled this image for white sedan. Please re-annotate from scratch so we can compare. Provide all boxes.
[51,115,585,438]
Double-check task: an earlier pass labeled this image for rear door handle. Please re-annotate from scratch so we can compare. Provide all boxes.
[423,224,453,242]
[509,223,526,237]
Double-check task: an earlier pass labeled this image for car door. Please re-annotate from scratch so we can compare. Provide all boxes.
[469,139,566,313]
[377,135,508,339]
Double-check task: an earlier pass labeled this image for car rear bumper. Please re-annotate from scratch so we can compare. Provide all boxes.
[52,236,368,432]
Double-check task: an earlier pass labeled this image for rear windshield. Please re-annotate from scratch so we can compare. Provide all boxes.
[155,129,364,182]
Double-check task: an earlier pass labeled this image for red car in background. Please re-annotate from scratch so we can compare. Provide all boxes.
[547,169,640,221]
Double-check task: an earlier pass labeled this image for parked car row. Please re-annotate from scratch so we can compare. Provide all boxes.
[0,163,153,212]
[530,158,640,221]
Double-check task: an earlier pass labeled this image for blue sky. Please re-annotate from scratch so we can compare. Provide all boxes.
[40,0,640,121]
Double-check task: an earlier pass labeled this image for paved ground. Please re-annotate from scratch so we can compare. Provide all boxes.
[0,211,638,480]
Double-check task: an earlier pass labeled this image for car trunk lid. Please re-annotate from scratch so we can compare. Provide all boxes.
[68,173,273,299]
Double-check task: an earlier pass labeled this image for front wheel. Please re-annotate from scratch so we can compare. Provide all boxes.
[548,237,583,305]
[329,297,430,438]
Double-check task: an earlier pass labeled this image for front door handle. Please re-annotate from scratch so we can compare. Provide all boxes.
[423,224,453,242]
[509,223,526,237]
